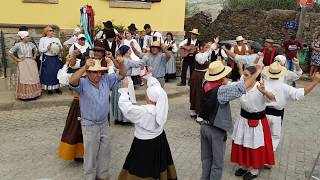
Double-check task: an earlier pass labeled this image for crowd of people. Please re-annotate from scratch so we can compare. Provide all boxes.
[8,20,320,180]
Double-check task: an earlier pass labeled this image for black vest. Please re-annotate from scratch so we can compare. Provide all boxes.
[199,85,220,124]
[103,40,117,58]
[187,38,199,46]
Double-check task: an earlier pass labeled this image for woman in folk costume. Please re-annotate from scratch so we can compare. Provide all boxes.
[123,31,143,86]
[231,66,276,180]
[8,31,41,100]
[189,41,210,122]
[58,35,93,161]
[118,72,177,180]
[39,26,63,94]
[164,32,178,82]
[111,45,144,125]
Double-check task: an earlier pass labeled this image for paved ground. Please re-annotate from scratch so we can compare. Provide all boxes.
[0,81,319,180]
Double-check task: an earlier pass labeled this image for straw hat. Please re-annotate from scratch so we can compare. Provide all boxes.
[235,36,245,42]
[87,59,108,71]
[150,41,161,48]
[262,62,288,79]
[189,29,200,35]
[204,61,232,81]
[265,39,274,43]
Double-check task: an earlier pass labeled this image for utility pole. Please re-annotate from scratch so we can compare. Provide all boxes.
[296,6,306,41]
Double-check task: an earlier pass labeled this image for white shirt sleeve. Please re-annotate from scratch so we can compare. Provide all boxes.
[118,88,148,123]
[195,52,209,65]
[234,54,250,65]
[221,49,228,59]
[68,44,75,55]
[179,39,188,48]
[285,71,300,82]
[284,84,305,101]
[172,42,178,53]
[38,37,48,53]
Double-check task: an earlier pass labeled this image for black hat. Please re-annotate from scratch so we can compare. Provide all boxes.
[128,23,138,31]
[103,20,114,29]
[105,29,116,39]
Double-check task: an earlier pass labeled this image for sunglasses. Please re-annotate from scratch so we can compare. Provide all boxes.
[48,29,54,32]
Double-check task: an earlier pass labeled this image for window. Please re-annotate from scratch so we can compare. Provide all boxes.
[22,0,59,4]
[109,0,153,9]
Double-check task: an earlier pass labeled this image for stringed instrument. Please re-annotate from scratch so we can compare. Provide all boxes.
[179,44,198,58]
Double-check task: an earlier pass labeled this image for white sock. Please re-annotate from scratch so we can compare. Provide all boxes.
[250,169,259,175]
[190,110,196,116]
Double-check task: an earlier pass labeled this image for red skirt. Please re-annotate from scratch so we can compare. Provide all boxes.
[231,117,275,169]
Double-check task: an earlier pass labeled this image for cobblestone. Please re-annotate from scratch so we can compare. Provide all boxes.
[0,82,319,180]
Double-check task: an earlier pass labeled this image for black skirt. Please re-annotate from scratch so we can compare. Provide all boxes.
[118,131,177,180]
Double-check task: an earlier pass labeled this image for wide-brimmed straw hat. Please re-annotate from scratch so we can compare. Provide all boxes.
[87,59,108,71]
[236,36,245,42]
[204,61,232,81]
[150,41,161,48]
[262,62,288,79]
[189,29,200,35]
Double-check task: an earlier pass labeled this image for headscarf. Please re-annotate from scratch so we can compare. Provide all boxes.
[17,31,29,39]
[146,76,168,129]
[73,27,81,35]
[274,55,287,66]
[118,45,130,56]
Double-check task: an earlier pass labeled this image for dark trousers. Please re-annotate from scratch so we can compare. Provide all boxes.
[180,56,195,84]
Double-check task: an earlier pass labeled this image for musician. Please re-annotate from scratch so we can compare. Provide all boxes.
[143,24,163,52]
[229,36,249,81]
[177,28,201,86]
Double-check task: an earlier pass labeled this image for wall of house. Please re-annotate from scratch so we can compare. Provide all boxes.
[0,0,185,32]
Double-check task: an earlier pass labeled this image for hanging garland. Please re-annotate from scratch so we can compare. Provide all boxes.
[80,5,95,48]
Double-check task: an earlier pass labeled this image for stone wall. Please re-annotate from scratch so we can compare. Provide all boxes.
[185,9,320,45]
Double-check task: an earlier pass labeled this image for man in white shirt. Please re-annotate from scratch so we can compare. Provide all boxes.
[177,28,201,86]
[263,62,320,151]
[223,41,263,68]
[143,24,163,52]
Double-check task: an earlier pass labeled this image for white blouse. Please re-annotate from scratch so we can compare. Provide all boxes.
[265,79,304,110]
[118,88,164,140]
[195,51,210,65]
[240,82,268,113]
[39,37,62,56]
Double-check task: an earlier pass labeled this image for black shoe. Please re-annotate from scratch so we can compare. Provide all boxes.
[55,89,62,94]
[177,82,186,86]
[114,120,120,125]
[47,90,53,95]
[243,172,258,180]
[292,81,296,87]
[190,115,197,119]
[235,168,248,176]
[74,158,83,163]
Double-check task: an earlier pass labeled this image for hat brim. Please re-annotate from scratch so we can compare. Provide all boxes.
[204,66,232,81]
[262,66,288,79]
[150,45,161,48]
[236,39,244,42]
[189,31,200,35]
[90,48,105,52]
[87,67,108,71]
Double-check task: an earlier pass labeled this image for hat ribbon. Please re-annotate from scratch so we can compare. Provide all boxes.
[209,67,225,76]
[269,69,281,75]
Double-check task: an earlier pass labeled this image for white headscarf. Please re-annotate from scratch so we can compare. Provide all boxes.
[17,31,29,39]
[146,76,168,128]
[274,55,287,66]
[73,27,81,35]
